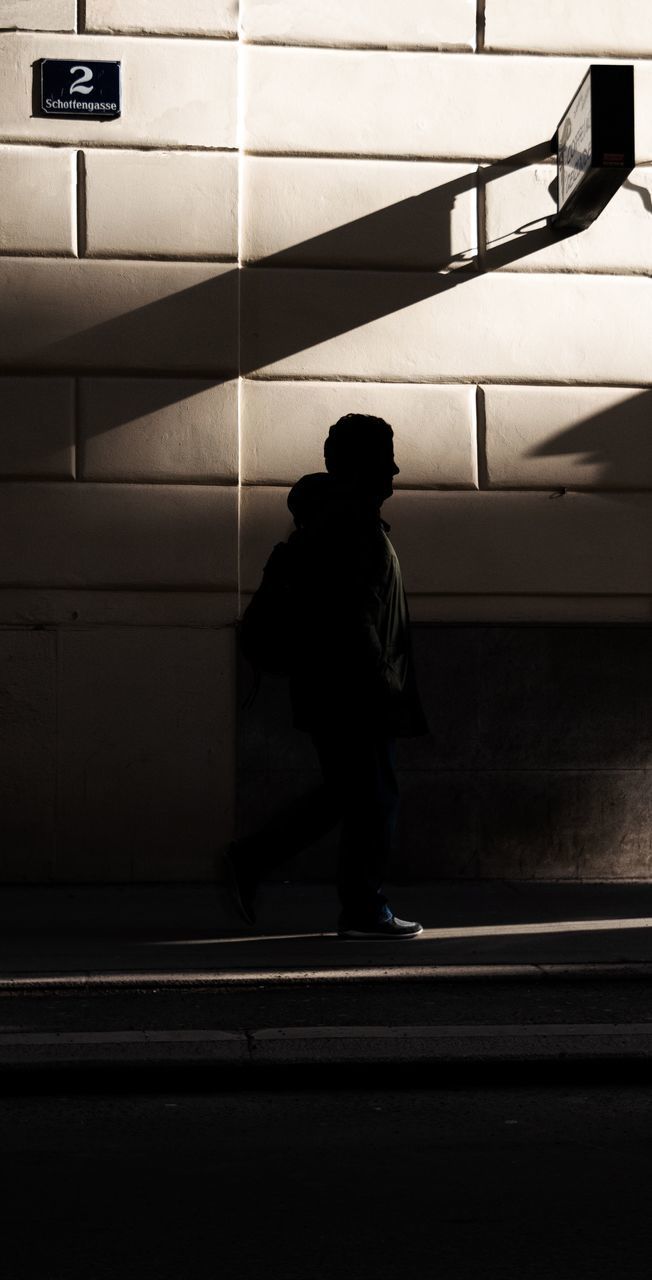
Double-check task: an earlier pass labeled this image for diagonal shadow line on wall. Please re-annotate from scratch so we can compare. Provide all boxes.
[252,142,557,272]
[6,141,582,439]
[525,389,652,490]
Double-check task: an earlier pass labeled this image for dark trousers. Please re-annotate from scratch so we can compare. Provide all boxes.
[235,729,399,921]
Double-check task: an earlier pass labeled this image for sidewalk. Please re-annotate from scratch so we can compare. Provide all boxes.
[1,880,652,1072]
[4,879,652,980]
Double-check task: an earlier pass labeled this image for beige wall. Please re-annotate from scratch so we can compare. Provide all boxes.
[1,2,651,879]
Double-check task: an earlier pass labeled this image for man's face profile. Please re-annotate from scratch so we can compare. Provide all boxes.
[325,415,399,505]
[367,441,399,503]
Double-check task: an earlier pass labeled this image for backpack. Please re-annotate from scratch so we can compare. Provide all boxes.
[238,538,300,678]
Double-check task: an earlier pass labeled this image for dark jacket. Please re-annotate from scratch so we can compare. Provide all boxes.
[286,472,428,738]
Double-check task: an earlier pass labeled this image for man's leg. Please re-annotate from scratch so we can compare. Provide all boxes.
[312,729,400,924]
[230,779,341,886]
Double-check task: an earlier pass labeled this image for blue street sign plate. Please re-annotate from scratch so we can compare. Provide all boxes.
[40,59,121,119]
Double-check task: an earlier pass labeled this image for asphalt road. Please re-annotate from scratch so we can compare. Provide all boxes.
[2,1081,651,1279]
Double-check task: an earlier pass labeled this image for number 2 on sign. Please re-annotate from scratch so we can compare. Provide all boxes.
[70,65,93,95]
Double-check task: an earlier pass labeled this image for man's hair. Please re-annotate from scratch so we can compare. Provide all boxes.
[324,413,394,476]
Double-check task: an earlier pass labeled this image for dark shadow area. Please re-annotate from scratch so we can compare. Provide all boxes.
[249,177,464,272]
[3,137,650,883]
[4,1056,652,1096]
[255,143,562,272]
[5,141,582,443]
[5,884,652,965]
[624,174,652,215]
[239,626,652,881]
[74,375,239,482]
[527,388,652,489]
[6,884,652,972]
[397,623,652,883]
[5,267,239,378]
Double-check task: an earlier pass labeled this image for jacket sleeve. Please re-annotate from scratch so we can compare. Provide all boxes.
[329,534,404,699]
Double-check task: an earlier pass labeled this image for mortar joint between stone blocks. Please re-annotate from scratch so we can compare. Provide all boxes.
[77,0,86,35]
[476,0,486,53]
[73,376,80,482]
[75,151,87,259]
[243,39,478,55]
[475,386,489,491]
[476,166,487,270]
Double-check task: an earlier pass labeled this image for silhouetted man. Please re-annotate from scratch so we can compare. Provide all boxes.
[226,413,428,938]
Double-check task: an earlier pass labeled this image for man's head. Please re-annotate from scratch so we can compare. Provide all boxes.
[324,413,399,504]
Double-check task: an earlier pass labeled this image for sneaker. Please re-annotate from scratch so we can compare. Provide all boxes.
[338,911,423,940]
[223,843,257,927]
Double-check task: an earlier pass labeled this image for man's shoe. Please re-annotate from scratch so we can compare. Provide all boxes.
[223,843,257,927]
[338,910,423,940]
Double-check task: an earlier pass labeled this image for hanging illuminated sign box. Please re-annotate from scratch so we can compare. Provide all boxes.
[40,59,121,119]
[553,64,634,231]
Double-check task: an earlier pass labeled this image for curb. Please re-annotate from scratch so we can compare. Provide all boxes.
[1,961,652,992]
[2,1022,652,1070]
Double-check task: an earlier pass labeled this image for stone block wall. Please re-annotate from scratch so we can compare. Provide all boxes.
[0,4,238,879]
[0,2,650,880]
